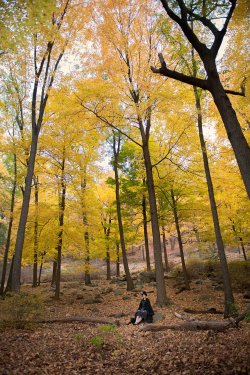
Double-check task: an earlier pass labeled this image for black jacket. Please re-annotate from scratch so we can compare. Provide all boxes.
[138,298,154,322]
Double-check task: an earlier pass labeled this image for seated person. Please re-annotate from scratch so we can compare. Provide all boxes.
[132,291,154,325]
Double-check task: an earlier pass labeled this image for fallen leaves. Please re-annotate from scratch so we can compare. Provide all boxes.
[0,278,249,374]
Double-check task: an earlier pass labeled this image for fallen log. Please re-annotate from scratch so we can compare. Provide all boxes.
[140,306,250,332]
[37,316,119,326]
[140,320,233,332]
[183,308,223,315]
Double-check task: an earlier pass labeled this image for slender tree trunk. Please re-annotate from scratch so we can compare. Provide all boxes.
[239,237,247,262]
[51,260,57,287]
[116,241,120,277]
[11,131,39,291]
[81,166,91,286]
[0,154,17,295]
[170,236,176,252]
[170,188,190,290]
[141,244,145,261]
[38,251,46,286]
[104,219,111,280]
[193,227,202,257]
[112,133,134,291]
[32,176,39,287]
[231,223,248,262]
[55,152,66,300]
[5,257,14,293]
[142,142,167,305]
[142,194,151,271]
[193,85,234,317]
[84,228,91,285]
[162,226,170,272]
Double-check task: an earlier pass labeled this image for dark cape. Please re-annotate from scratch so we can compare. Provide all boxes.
[137,298,154,323]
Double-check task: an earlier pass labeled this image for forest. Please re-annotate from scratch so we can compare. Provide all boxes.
[0,0,249,374]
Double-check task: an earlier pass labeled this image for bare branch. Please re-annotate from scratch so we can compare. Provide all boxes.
[151,53,210,91]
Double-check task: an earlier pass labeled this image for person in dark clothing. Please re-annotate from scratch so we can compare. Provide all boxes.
[134,291,154,325]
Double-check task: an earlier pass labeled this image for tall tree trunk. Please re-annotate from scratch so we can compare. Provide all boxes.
[231,223,248,262]
[142,194,151,271]
[103,218,111,281]
[81,165,91,286]
[141,244,145,261]
[170,188,190,290]
[55,152,66,300]
[38,251,46,286]
[5,256,14,293]
[116,241,120,278]
[193,85,234,317]
[112,133,134,291]
[32,176,39,287]
[11,131,39,291]
[204,58,250,197]
[142,141,167,305]
[84,228,91,285]
[239,238,247,262]
[51,260,57,287]
[162,226,170,272]
[0,154,17,295]
[193,226,202,257]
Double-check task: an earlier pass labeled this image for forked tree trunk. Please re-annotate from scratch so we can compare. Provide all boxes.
[9,1,69,292]
[112,133,134,291]
[170,188,190,290]
[11,131,39,291]
[0,154,17,295]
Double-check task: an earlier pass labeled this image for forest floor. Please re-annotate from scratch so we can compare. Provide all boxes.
[0,272,250,375]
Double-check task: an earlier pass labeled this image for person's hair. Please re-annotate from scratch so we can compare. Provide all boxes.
[141,291,147,296]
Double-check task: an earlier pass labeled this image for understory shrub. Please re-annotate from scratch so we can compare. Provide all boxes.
[0,292,45,330]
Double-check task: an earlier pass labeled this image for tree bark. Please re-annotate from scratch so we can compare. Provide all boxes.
[0,154,17,295]
[205,58,250,198]
[81,165,91,286]
[55,149,66,300]
[112,132,134,291]
[142,194,151,271]
[170,188,190,290]
[116,241,120,277]
[142,141,167,305]
[38,251,46,286]
[11,131,39,291]
[36,316,119,325]
[193,85,234,317]
[102,216,112,280]
[32,176,39,287]
[162,226,170,272]
[51,260,57,287]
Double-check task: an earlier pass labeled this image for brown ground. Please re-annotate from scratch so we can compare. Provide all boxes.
[0,276,249,375]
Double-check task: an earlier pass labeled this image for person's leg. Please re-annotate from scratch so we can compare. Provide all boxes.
[135,316,142,325]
